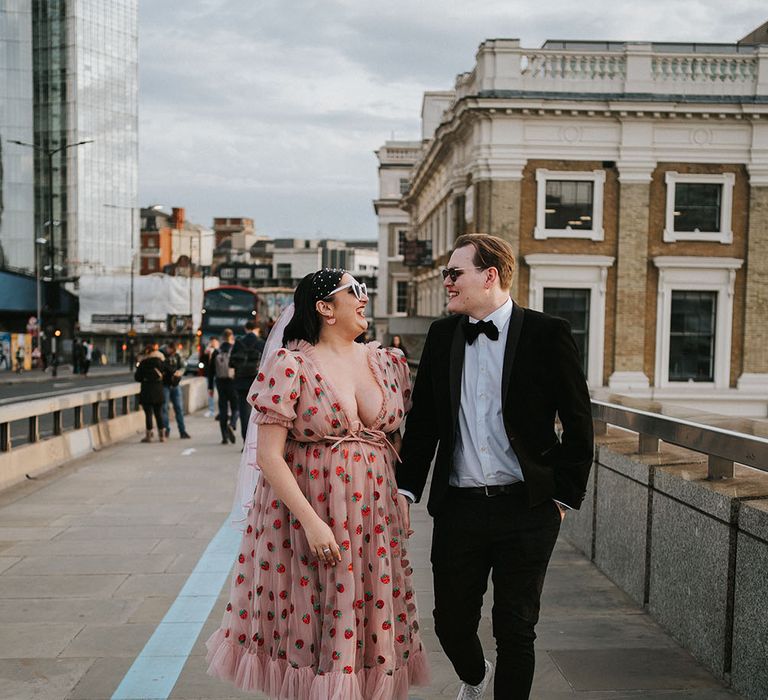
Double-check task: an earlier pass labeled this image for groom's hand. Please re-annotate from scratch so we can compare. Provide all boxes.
[396,493,413,537]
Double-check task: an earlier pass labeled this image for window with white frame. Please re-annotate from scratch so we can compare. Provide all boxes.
[668,291,716,382]
[534,170,605,241]
[396,229,407,257]
[663,172,734,243]
[653,256,743,388]
[395,281,408,314]
[525,254,614,387]
[542,288,590,376]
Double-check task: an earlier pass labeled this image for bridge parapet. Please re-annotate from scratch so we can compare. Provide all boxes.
[0,377,208,492]
[562,395,768,700]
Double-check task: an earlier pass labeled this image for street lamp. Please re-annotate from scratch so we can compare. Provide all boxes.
[34,236,48,358]
[8,138,93,280]
[104,204,163,338]
[104,203,163,364]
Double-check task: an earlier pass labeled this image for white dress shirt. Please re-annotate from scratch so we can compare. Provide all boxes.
[451,297,523,487]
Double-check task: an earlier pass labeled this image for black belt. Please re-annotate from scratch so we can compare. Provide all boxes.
[449,483,524,497]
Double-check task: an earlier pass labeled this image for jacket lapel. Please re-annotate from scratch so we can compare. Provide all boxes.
[502,303,524,404]
[449,318,466,430]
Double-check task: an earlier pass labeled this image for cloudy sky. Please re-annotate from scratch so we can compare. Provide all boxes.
[138,1,766,240]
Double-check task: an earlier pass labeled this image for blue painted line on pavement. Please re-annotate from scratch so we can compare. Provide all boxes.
[111,520,241,700]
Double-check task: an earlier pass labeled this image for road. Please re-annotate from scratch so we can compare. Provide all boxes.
[0,371,140,448]
[0,371,135,404]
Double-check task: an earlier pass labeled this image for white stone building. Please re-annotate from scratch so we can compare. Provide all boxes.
[396,33,768,415]
[372,140,422,342]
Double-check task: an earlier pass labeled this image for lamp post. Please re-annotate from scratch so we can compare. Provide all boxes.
[104,203,164,365]
[8,138,93,280]
[34,236,48,360]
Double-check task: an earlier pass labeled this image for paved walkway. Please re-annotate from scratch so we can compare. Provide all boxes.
[0,411,741,699]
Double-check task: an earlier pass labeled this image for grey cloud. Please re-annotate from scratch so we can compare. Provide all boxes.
[139,0,768,241]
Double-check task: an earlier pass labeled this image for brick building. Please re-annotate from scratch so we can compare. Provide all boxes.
[386,32,768,415]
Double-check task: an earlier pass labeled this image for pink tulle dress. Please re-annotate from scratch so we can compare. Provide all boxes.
[206,341,430,700]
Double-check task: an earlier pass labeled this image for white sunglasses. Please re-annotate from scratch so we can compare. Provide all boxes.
[325,280,368,301]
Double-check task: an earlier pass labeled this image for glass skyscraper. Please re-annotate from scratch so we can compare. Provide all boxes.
[1,0,138,279]
[0,2,35,271]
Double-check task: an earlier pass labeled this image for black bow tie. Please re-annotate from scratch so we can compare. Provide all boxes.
[463,318,499,345]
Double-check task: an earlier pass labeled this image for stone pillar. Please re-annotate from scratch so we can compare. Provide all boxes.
[738,173,768,391]
[474,178,522,293]
[609,165,653,390]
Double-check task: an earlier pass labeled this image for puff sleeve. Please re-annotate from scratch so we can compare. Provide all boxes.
[250,348,301,429]
[385,347,413,414]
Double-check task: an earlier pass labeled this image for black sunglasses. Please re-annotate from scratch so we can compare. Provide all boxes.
[440,266,484,282]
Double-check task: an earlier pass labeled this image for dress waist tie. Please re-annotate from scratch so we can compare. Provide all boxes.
[324,428,401,463]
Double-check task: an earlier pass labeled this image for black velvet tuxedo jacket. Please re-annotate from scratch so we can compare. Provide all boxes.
[397,304,594,516]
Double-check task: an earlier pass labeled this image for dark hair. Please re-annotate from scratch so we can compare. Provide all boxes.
[244,320,257,331]
[283,269,344,345]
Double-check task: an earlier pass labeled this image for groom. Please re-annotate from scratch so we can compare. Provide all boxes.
[397,233,594,699]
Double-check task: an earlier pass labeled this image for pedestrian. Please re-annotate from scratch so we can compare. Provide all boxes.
[390,334,408,360]
[208,330,238,445]
[14,344,25,374]
[229,320,265,441]
[134,343,167,443]
[202,336,220,417]
[0,344,8,370]
[161,342,191,439]
[396,234,594,700]
[72,339,82,374]
[206,269,429,698]
[81,339,93,376]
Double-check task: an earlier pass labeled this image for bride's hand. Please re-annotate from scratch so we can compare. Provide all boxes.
[303,517,341,566]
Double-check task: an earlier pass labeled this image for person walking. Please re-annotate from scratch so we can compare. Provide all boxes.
[208,330,238,445]
[202,337,220,418]
[72,339,82,374]
[229,320,265,441]
[396,234,594,700]
[14,344,25,374]
[206,269,429,699]
[134,344,167,443]
[390,334,408,360]
[161,342,191,439]
[81,340,93,376]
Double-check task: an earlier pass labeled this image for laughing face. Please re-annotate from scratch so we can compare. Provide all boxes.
[327,273,369,336]
[444,245,489,318]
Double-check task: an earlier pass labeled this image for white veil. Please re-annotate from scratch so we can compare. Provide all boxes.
[228,304,295,530]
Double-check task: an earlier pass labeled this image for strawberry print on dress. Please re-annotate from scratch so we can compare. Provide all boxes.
[206,341,429,700]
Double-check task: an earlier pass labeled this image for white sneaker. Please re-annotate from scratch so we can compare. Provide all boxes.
[456,659,494,699]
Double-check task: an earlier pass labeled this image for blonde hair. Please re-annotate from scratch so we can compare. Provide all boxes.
[453,233,516,289]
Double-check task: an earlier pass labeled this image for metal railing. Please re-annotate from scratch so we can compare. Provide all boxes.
[591,394,768,479]
[0,383,141,452]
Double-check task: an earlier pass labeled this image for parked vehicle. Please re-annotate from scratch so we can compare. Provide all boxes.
[184,353,205,376]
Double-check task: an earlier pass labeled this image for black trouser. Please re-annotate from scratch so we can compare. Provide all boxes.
[216,378,239,441]
[141,402,163,431]
[236,377,256,440]
[431,485,561,700]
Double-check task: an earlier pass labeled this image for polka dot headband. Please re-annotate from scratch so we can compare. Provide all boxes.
[310,268,345,302]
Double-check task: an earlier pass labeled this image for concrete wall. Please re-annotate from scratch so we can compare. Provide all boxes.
[0,377,208,494]
[561,428,768,700]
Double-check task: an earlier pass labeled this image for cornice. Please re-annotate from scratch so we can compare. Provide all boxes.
[407,94,767,200]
